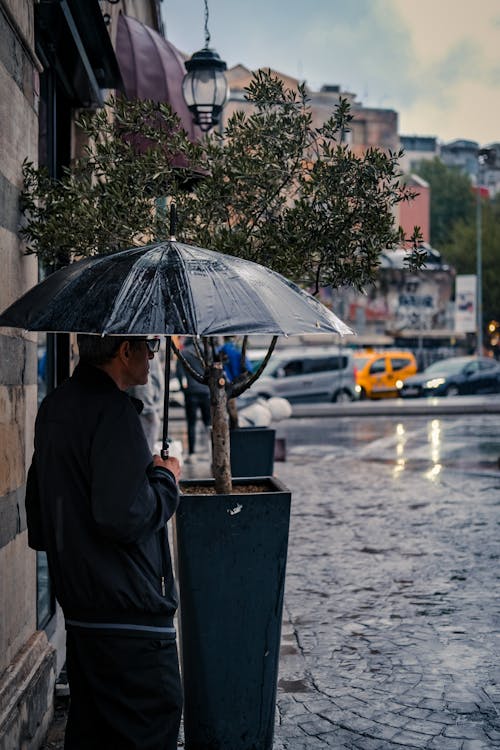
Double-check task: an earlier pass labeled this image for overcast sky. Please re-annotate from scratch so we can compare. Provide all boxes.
[162,0,500,145]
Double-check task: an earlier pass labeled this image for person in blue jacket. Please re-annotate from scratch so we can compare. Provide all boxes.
[218,337,252,382]
[25,334,182,750]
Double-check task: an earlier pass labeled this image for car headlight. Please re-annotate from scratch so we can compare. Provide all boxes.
[396,379,403,389]
[424,378,445,389]
[354,384,362,394]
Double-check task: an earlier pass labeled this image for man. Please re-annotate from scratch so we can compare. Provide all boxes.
[25,334,182,750]
[176,338,211,461]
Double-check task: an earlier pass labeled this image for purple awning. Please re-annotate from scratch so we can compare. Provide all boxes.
[116,14,200,142]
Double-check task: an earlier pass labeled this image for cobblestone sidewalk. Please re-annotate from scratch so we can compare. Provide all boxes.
[273,442,500,749]
[42,417,500,749]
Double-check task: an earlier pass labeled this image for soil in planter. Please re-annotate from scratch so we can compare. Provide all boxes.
[180,481,275,495]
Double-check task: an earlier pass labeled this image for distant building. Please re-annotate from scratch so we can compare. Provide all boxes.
[224,66,422,241]
[440,138,480,178]
[479,142,500,197]
[312,83,399,155]
[399,174,431,244]
[331,244,454,337]
[399,135,439,173]
[435,138,500,197]
[224,67,399,154]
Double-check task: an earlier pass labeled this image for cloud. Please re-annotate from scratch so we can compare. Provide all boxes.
[163,0,500,143]
[301,0,418,107]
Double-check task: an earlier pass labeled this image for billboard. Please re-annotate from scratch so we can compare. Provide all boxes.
[455,275,477,333]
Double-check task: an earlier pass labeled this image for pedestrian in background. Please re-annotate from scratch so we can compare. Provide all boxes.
[25,334,182,750]
[218,336,252,382]
[176,337,211,461]
[218,336,253,429]
[129,345,164,452]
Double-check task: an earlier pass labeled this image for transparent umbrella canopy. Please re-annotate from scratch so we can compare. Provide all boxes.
[0,240,352,452]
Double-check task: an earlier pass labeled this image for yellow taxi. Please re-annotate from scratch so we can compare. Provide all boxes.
[354,350,417,399]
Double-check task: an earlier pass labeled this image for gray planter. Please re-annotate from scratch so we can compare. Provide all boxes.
[175,477,291,750]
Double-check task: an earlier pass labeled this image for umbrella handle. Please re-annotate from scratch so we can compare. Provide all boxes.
[161,337,172,459]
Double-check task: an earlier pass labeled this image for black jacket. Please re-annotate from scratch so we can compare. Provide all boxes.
[26,363,179,636]
[176,342,210,396]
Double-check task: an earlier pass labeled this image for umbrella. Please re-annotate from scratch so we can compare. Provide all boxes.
[0,240,352,453]
[0,241,351,337]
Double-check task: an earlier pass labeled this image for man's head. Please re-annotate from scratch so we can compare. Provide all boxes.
[77,334,160,390]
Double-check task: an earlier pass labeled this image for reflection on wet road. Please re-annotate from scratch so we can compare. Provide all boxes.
[274,413,500,748]
[278,414,500,480]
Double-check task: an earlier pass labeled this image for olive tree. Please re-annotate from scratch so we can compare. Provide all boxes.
[20,71,422,492]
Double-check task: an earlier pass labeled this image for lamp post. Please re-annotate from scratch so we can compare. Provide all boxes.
[182,0,228,132]
[476,147,496,356]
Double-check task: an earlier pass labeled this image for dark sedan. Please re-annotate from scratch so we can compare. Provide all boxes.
[399,356,500,398]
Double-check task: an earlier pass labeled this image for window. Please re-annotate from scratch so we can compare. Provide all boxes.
[304,356,348,374]
[37,552,55,629]
[391,358,412,371]
[464,361,479,374]
[369,358,386,375]
[479,360,496,371]
[282,360,303,377]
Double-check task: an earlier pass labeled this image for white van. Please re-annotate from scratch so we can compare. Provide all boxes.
[245,346,358,403]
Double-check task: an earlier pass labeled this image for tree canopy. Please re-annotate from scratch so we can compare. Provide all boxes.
[442,194,500,326]
[412,157,475,249]
[19,71,425,494]
[21,70,423,290]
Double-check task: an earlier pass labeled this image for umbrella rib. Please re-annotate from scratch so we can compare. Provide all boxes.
[166,242,199,335]
[100,246,160,334]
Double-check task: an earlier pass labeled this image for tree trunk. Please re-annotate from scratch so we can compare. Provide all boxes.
[227,397,239,430]
[209,362,232,494]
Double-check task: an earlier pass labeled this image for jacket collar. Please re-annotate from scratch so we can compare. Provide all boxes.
[73,362,118,391]
[72,363,144,414]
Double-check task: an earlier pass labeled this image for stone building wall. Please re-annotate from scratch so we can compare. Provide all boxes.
[0,1,56,748]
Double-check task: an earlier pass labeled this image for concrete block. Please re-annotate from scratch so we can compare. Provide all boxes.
[0,631,56,750]
[0,386,25,495]
[0,531,36,673]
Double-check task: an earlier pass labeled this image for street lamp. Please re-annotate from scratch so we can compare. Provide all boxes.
[182,0,228,132]
[476,147,496,356]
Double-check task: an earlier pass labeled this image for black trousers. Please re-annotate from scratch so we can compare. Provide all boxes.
[184,392,211,454]
[64,631,182,750]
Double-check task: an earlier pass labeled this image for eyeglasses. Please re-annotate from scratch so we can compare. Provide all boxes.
[134,338,161,353]
[145,339,161,353]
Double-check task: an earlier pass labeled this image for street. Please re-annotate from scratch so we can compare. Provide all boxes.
[272,413,500,749]
[42,411,500,749]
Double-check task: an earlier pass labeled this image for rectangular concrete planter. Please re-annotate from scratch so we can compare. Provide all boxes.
[175,477,291,750]
[229,426,276,478]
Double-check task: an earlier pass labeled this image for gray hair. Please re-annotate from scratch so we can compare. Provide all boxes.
[77,335,141,367]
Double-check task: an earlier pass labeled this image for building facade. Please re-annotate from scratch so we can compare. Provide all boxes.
[0,3,46,747]
[399,174,431,244]
[225,66,400,153]
[399,135,439,173]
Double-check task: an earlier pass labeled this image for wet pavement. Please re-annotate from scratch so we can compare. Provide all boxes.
[271,414,500,749]
[42,412,500,749]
